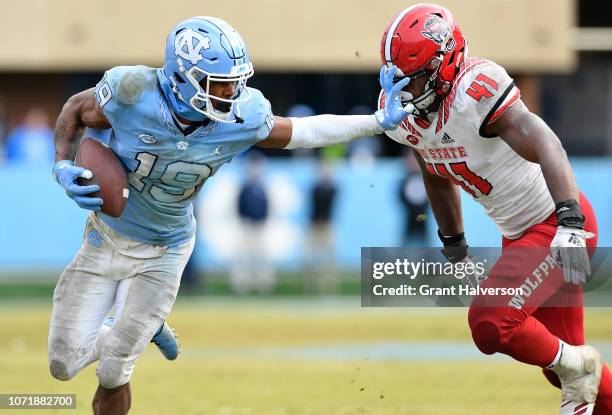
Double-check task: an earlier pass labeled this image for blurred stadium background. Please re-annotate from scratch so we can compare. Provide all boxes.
[1,1,611,414]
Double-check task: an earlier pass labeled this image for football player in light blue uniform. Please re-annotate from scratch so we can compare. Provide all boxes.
[49,16,410,414]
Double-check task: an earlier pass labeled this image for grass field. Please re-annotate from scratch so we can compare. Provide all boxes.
[0,297,610,415]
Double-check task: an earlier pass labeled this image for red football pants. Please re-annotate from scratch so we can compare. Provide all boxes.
[467,194,611,413]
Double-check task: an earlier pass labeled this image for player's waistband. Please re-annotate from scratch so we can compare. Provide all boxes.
[95,212,196,249]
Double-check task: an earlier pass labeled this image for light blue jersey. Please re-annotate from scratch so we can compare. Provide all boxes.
[88,65,274,246]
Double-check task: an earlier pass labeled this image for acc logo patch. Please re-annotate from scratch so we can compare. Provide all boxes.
[421,16,455,51]
[407,135,420,145]
[138,133,157,144]
[175,29,211,64]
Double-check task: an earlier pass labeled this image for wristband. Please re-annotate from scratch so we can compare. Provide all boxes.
[555,199,584,229]
[437,230,467,247]
[438,230,468,263]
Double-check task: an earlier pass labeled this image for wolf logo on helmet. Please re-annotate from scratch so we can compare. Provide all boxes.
[421,15,452,47]
[422,15,457,53]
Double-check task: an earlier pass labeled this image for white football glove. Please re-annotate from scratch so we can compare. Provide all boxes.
[550,226,595,285]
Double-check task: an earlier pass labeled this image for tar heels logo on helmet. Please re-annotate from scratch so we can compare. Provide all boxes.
[174,29,211,65]
[160,16,254,124]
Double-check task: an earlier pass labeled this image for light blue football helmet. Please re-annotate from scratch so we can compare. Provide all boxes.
[162,16,254,123]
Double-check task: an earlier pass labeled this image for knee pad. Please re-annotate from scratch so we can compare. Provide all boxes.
[97,358,130,390]
[48,348,80,381]
[48,339,80,381]
[95,324,139,389]
[468,307,502,355]
[49,358,73,381]
[470,320,501,355]
[468,306,528,355]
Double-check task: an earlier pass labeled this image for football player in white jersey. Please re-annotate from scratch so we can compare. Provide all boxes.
[377,4,611,414]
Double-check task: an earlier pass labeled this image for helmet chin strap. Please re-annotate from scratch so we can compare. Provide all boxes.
[413,87,437,110]
[399,84,437,116]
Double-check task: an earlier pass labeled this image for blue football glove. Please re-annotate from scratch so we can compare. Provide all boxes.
[52,160,103,211]
[375,65,415,131]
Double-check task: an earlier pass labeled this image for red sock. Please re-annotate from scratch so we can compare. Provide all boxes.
[594,365,612,415]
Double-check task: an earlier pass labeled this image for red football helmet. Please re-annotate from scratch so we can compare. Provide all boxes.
[380,3,467,112]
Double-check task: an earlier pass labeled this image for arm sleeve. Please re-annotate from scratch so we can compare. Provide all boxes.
[285,114,384,149]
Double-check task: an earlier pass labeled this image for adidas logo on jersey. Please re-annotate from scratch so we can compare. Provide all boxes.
[440,133,455,145]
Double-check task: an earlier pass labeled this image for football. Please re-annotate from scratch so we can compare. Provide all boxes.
[75,137,129,217]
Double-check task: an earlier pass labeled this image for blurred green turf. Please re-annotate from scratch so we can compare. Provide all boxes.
[0,273,363,298]
[2,269,612,304]
[1,302,611,414]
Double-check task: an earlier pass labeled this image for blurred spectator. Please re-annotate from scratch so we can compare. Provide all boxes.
[0,98,8,163]
[287,104,315,118]
[306,160,338,294]
[230,151,275,294]
[399,151,430,246]
[5,107,54,165]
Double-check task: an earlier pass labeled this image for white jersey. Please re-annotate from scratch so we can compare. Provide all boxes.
[382,57,554,239]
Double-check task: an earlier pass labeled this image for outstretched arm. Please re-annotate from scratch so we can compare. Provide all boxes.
[257,65,413,150]
[257,114,384,149]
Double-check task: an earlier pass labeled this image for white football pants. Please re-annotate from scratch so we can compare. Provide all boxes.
[48,213,194,389]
